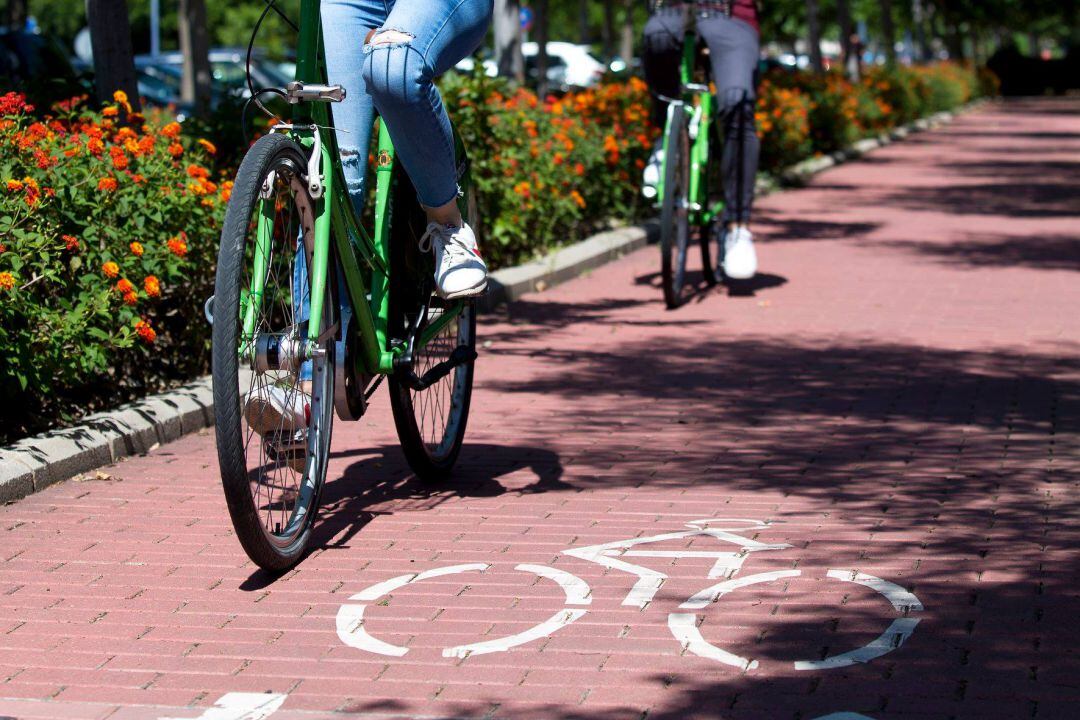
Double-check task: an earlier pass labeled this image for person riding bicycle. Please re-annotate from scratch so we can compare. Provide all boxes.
[324,0,492,299]
[243,0,493,462]
[642,0,761,280]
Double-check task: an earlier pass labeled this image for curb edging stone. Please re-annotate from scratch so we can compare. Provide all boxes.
[0,100,987,504]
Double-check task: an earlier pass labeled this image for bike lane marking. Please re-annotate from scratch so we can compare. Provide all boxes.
[337,563,489,656]
[338,563,591,658]
[671,568,924,671]
[158,692,287,720]
[562,519,792,608]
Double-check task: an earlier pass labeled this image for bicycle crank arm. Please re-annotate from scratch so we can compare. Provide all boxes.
[396,345,477,391]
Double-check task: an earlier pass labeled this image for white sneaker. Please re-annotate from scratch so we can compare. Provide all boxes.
[642,147,663,199]
[420,222,488,299]
[722,227,758,280]
[244,386,308,472]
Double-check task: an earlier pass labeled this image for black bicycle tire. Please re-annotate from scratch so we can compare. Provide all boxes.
[387,170,477,481]
[660,109,691,309]
[212,132,335,571]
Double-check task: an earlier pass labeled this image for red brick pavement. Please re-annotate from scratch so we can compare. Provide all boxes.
[1,98,1077,719]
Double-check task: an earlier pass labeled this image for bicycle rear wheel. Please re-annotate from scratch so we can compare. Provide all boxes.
[660,107,692,309]
[387,171,477,481]
[212,133,335,571]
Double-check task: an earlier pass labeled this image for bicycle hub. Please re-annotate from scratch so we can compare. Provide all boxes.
[254,333,306,373]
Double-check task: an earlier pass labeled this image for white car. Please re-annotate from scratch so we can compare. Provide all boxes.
[522,41,607,88]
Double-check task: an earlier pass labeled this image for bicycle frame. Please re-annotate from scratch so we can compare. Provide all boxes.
[656,32,724,225]
[242,0,468,379]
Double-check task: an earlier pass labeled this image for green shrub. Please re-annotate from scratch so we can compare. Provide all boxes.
[0,91,226,439]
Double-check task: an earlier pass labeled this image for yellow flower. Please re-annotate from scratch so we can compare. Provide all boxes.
[0,272,15,291]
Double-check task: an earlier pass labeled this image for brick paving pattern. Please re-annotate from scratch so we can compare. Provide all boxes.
[1,98,1077,719]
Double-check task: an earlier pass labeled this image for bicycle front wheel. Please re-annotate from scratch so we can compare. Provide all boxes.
[660,107,692,309]
[212,133,336,571]
[387,172,477,481]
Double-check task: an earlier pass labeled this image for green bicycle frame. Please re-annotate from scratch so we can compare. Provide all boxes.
[656,32,724,226]
[241,0,466,377]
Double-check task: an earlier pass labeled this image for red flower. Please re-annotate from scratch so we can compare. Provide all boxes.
[62,235,80,252]
[134,319,156,344]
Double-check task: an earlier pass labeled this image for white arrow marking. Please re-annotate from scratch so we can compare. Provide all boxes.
[159,692,286,720]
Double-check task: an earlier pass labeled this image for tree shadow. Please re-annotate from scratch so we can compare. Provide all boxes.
[884,181,1078,218]
[239,442,568,589]
[883,232,1080,272]
[754,217,882,243]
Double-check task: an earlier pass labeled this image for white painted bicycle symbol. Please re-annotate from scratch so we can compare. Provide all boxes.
[336,519,923,670]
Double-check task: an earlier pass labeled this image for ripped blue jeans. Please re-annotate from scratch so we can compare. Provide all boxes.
[293,0,491,381]
[321,0,494,210]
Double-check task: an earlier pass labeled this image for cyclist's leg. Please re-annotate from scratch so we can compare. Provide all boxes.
[361,0,492,298]
[698,14,760,228]
[361,0,492,214]
[321,0,388,216]
[642,7,687,131]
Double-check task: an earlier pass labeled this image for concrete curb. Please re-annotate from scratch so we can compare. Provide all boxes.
[0,100,987,504]
[478,223,655,311]
[779,105,978,186]
[0,377,213,503]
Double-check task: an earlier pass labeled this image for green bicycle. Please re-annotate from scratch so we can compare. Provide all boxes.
[211,0,478,570]
[654,31,726,309]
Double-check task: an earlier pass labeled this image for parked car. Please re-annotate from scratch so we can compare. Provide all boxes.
[132,48,293,118]
[0,25,87,106]
[522,42,607,89]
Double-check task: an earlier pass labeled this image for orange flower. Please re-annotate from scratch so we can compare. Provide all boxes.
[86,137,105,156]
[143,275,161,298]
[62,234,80,252]
[98,176,118,192]
[116,278,135,294]
[186,164,209,179]
[0,243,6,253]
[219,180,233,203]
[134,319,156,344]
[197,139,217,155]
[102,261,119,278]
[168,142,184,158]
[0,272,15,291]
[5,179,22,192]
[102,105,119,118]
[570,190,586,209]
[130,241,144,257]
[122,291,139,306]
[162,122,181,139]
[109,146,128,170]
[166,236,188,258]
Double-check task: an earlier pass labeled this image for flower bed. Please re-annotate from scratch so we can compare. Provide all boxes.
[0,62,987,442]
[0,91,224,441]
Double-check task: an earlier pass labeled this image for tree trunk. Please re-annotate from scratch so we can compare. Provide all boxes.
[911,0,930,62]
[493,0,524,81]
[536,0,549,96]
[620,0,635,62]
[179,0,213,115]
[879,0,897,65]
[6,0,28,29]
[805,0,824,72]
[602,0,615,59]
[836,0,857,80]
[85,0,141,111]
[579,0,589,44]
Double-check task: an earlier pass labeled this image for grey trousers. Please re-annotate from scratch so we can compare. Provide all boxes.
[643,8,760,224]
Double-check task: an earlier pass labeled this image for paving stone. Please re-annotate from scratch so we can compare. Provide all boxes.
[0,97,1076,719]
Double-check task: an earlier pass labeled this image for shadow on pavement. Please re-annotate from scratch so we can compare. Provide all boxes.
[884,232,1080,271]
